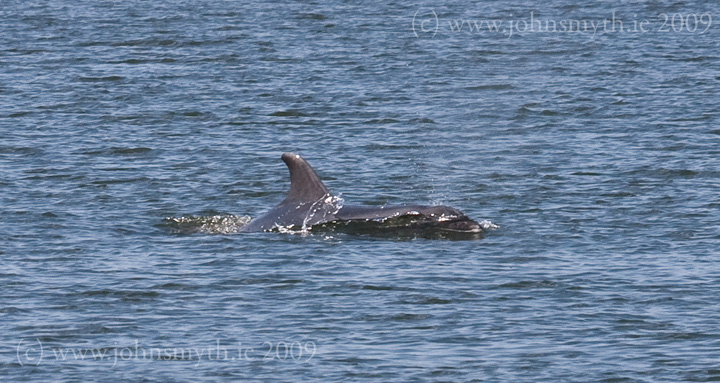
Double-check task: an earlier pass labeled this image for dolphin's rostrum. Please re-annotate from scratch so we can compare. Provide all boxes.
[240,153,483,235]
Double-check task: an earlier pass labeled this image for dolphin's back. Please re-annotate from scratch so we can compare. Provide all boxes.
[335,205,463,220]
[241,153,482,234]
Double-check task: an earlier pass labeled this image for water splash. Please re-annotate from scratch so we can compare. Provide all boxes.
[479,220,499,230]
[301,193,344,232]
[160,215,251,234]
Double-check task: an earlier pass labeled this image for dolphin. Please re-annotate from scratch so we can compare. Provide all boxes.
[240,153,483,235]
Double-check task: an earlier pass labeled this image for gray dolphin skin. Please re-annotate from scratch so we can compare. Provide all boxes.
[240,153,483,234]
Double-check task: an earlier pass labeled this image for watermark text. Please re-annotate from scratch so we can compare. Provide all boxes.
[17,339,317,367]
[412,10,713,38]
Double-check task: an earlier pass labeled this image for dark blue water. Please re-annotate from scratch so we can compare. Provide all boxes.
[2,0,719,381]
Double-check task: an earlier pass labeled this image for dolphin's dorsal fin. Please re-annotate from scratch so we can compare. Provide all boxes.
[280,153,330,204]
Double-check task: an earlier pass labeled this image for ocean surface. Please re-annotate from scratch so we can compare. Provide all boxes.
[2,0,719,381]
